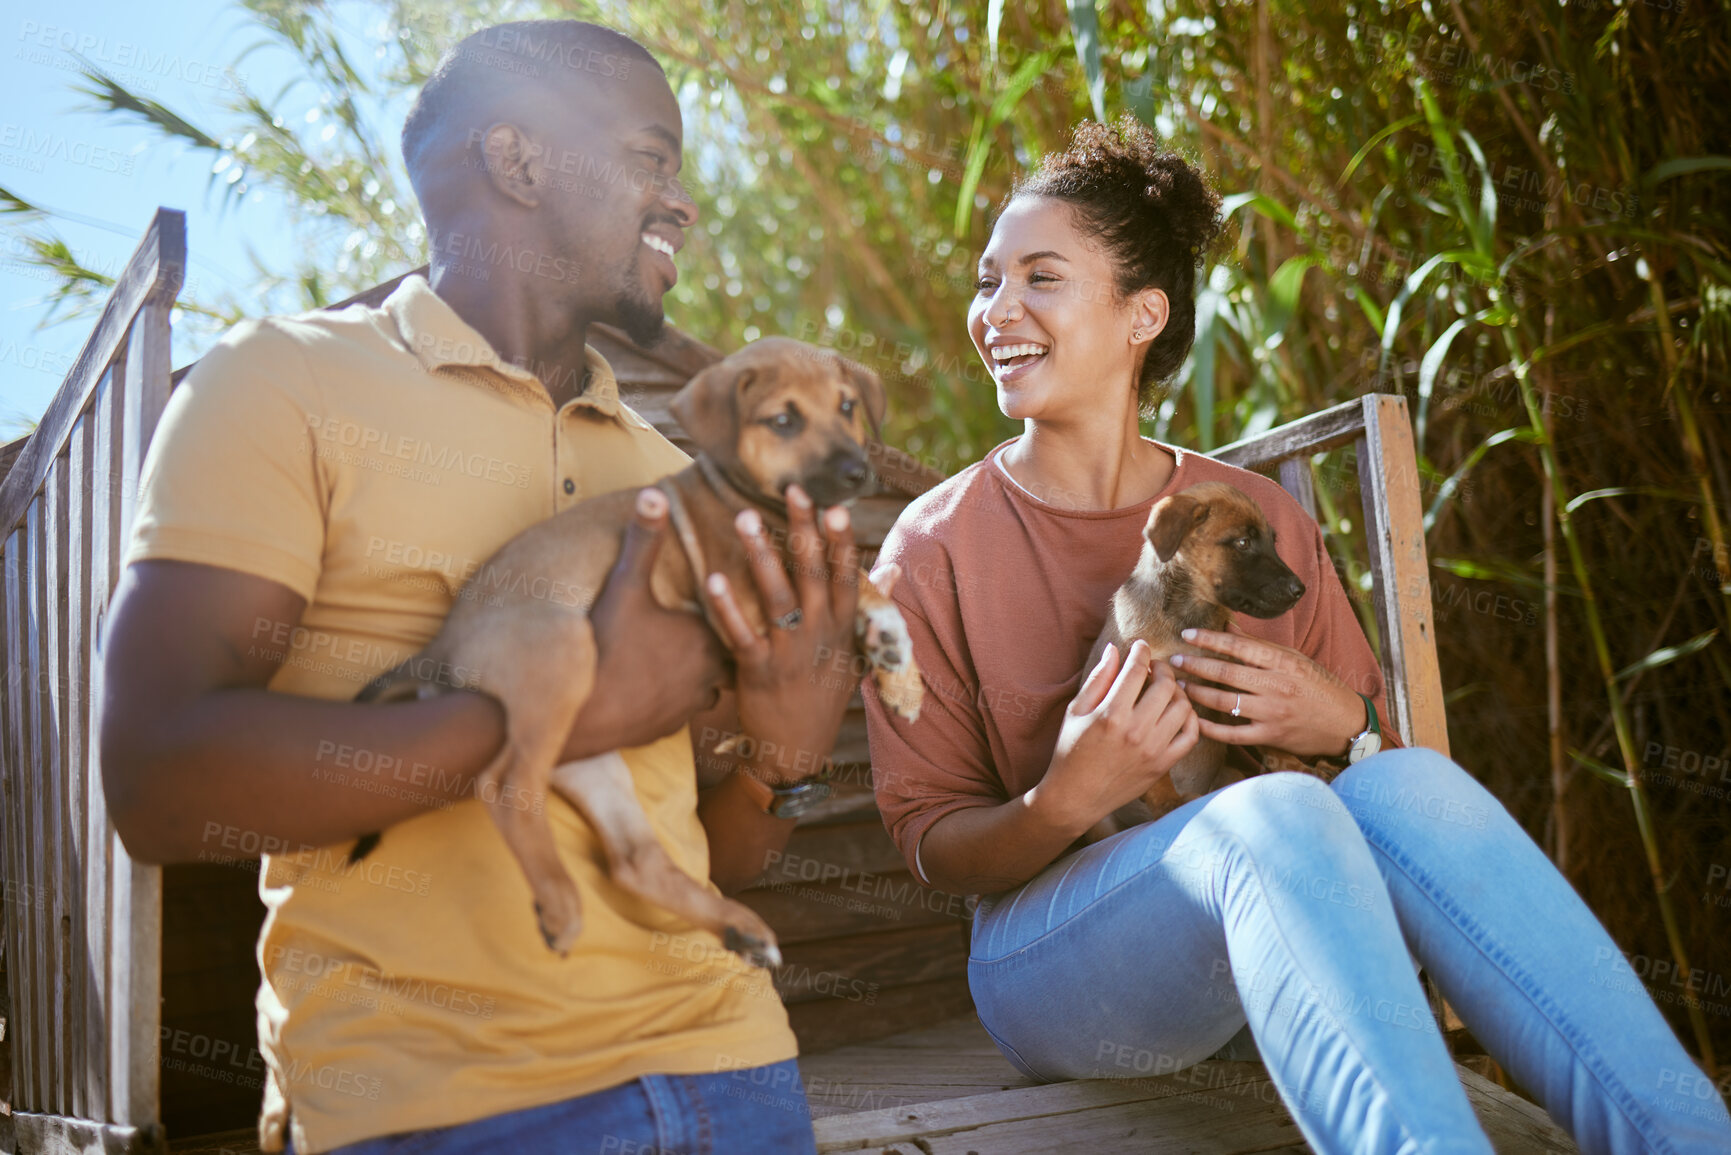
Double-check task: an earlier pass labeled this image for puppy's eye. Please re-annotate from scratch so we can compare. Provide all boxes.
[1232,537,1252,551]
[763,408,804,435]
[840,398,857,418]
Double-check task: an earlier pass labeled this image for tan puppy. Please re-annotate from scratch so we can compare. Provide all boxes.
[1088,481,1305,837]
[357,337,923,963]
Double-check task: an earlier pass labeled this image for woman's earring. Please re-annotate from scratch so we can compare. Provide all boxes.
[1132,328,1145,341]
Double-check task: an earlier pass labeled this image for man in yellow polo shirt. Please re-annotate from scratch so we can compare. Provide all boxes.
[99,20,860,1154]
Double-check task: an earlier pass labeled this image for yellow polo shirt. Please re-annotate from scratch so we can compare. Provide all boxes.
[125,275,796,1153]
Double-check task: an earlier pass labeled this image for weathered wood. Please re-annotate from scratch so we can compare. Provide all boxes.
[86,367,119,1123]
[68,409,96,1123]
[0,209,185,538]
[44,452,77,1118]
[113,303,170,1129]
[1358,395,1449,754]
[25,497,51,1113]
[789,976,975,1055]
[14,1110,166,1154]
[740,868,972,947]
[0,435,27,487]
[2,531,36,1110]
[776,924,970,1005]
[1277,456,1317,520]
[751,819,907,891]
[1211,395,1369,470]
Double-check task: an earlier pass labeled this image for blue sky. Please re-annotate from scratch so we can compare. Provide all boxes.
[0,0,412,437]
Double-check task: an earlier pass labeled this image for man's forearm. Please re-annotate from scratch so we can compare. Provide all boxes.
[105,687,505,863]
[697,769,799,893]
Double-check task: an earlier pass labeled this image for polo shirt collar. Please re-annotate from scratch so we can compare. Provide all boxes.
[381,273,627,421]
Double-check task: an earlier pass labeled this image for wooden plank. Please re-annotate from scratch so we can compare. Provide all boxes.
[24,496,52,1113]
[14,1110,166,1154]
[0,210,185,538]
[1276,456,1317,521]
[776,923,969,1005]
[113,305,170,1128]
[1357,395,1449,754]
[1211,395,1368,471]
[741,868,971,946]
[67,409,95,1121]
[2,531,36,1112]
[86,366,119,1123]
[810,1061,1287,1152]
[751,819,907,891]
[790,976,974,1055]
[1459,1065,1579,1153]
[164,1125,259,1154]
[0,435,27,487]
[43,453,75,1117]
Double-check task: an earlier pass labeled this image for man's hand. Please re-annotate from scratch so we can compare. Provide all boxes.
[701,484,860,785]
[560,488,729,761]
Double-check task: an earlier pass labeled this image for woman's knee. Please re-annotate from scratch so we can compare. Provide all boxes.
[1332,748,1506,835]
[1206,771,1358,841]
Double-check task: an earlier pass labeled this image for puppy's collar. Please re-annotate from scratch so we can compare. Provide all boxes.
[694,453,789,520]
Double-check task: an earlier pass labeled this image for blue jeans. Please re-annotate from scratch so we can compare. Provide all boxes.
[290,1058,816,1154]
[968,750,1731,1155]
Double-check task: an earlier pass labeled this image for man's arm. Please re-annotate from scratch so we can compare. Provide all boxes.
[103,493,726,864]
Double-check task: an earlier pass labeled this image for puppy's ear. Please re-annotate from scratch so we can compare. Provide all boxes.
[1147,494,1208,562]
[671,361,754,465]
[839,355,887,437]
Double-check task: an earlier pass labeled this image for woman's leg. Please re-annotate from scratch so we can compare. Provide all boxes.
[969,771,1492,1155]
[1334,748,1731,1155]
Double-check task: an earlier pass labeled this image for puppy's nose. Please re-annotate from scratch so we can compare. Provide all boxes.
[829,451,870,490]
[1284,576,1306,602]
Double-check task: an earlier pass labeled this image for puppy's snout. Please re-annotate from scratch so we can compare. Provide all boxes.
[832,451,870,490]
[1283,575,1306,603]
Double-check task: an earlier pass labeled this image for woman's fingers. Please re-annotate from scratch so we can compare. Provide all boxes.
[1181,681,1255,716]
[1101,640,1154,717]
[1195,715,1271,746]
[1070,642,1122,716]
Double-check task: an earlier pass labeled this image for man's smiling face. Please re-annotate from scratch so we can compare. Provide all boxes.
[522,63,698,346]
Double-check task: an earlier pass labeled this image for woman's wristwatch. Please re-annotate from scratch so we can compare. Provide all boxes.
[732,768,833,820]
[1345,692,1383,764]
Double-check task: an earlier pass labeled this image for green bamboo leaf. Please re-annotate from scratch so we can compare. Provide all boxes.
[1613,629,1720,682]
[1569,748,1630,787]
[1641,155,1731,191]
[0,185,44,217]
[1188,269,1227,450]
[1457,128,1497,259]
[1219,191,1299,231]
[988,0,1005,67]
[1431,555,1566,594]
[1564,487,1701,515]
[1338,114,1424,188]
[71,60,220,150]
[1423,426,1541,533]
[1068,0,1107,124]
[1264,256,1316,340]
[1352,285,1385,332]
[952,49,1058,237]
[1417,315,1473,448]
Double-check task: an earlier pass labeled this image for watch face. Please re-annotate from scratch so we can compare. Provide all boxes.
[1350,732,1383,764]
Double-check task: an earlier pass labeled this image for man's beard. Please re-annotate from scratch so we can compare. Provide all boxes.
[610,251,667,347]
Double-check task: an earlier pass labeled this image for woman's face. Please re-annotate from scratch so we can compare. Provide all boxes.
[968,195,1162,423]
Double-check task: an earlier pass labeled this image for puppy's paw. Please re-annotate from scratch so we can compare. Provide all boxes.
[857,602,923,721]
[723,920,783,970]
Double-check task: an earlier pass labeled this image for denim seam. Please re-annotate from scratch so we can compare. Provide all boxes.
[969,838,1181,965]
[640,1074,682,1155]
[1356,825,1677,1155]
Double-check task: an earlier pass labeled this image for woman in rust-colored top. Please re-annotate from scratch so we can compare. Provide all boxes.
[862,119,1730,1154]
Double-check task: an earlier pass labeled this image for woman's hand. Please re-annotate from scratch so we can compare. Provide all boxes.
[1168,628,1365,759]
[1028,639,1199,838]
[702,484,861,785]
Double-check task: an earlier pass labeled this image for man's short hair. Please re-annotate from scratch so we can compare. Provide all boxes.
[401,20,663,176]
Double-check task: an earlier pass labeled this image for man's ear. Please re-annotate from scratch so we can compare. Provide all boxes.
[839,355,887,438]
[670,361,753,464]
[1147,493,1207,562]
[475,122,541,208]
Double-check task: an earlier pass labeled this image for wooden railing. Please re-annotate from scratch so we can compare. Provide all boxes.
[0,208,185,1154]
[1210,393,1449,755]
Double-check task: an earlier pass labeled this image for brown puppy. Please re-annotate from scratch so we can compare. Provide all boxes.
[1087,481,1305,838]
[357,337,923,963]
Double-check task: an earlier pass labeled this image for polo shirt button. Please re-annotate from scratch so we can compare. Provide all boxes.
[563,478,575,495]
